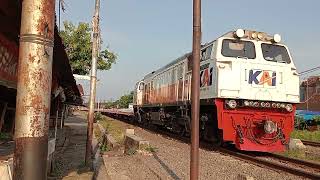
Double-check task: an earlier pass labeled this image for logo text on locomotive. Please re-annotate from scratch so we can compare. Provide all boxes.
[200,64,213,87]
[249,70,276,86]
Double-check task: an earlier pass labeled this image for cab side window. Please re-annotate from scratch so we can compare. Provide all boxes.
[201,44,213,61]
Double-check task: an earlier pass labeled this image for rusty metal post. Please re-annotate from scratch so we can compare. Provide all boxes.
[13,0,55,179]
[55,110,58,139]
[85,0,101,165]
[0,102,8,132]
[60,104,65,129]
[190,0,201,179]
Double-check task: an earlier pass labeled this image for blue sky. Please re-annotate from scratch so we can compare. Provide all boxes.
[57,0,320,101]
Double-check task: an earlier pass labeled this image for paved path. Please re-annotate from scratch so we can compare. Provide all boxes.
[50,112,94,180]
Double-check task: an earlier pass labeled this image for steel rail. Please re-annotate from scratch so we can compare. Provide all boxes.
[301,140,320,147]
[266,153,320,170]
[217,148,320,180]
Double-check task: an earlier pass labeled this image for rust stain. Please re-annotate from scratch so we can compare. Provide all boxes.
[28,53,36,63]
[36,1,55,39]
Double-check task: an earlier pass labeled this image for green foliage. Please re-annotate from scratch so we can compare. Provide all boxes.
[126,148,137,155]
[291,130,320,142]
[0,132,11,140]
[94,112,103,121]
[312,116,320,125]
[294,116,308,130]
[100,143,111,152]
[277,149,320,163]
[99,117,125,143]
[104,91,134,109]
[60,21,117,75]
[144,145,158,153]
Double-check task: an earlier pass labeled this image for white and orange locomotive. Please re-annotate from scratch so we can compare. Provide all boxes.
[133,29,299,152]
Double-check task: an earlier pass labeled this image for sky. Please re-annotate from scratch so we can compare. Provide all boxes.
[57,0,320,101]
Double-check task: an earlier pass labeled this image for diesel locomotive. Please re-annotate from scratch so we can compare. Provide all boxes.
[133,29,300,152]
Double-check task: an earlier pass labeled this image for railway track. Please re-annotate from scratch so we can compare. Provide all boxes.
[101,110,320,179]
[217,148,320,180]
[302,140,320,147]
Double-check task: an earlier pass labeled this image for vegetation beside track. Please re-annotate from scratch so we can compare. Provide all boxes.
[98,115,126,143]
[291,130,320,142]
[276,149,320,163]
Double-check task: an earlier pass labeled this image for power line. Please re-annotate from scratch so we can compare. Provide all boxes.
[298,65,320,76]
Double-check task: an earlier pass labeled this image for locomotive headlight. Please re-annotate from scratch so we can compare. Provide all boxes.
[251,32,257,39]
[235,29,245,38]
[264,121,277,134]
[286,104,293,112]
[244,100,250,106]
[249,101,254,106]
[226,100,237,109]
[265,102,271,108]
[273,34,281,43]
[257,33,264,40]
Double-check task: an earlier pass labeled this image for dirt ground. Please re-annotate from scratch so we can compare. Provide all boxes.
[49,112,94,180]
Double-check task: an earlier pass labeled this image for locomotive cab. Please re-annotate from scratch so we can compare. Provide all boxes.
[212,29,300,152]
[215,29,299,103]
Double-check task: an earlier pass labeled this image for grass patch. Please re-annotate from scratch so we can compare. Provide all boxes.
[94,112,103,122]
[94,125,102,139]
[144,145,158,153]
[99,116,125,144]
[126,148,137,155]
[277,150,320,163]
[291,130,320,142]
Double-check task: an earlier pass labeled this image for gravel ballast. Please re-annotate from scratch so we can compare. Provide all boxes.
[101,117,307,180]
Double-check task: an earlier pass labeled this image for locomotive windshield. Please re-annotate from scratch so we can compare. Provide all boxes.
[221,39,256,59]
[261,43,291,63]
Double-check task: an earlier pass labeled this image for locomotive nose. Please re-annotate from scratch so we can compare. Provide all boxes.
[264,120,277,134]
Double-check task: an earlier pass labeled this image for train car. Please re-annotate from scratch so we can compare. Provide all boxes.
[133,29,300,152]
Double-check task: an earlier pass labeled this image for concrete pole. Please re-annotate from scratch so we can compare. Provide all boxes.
[85,0,100,165]
[13,0,55,179]
[190,0,201,179]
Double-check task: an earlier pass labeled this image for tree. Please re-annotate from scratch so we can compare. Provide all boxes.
[60,21,117,75]
[117,92,134,108]
[104,92,134,109]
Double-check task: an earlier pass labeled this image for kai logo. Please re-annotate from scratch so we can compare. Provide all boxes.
[249,70,276,86]
[200,64,213,87]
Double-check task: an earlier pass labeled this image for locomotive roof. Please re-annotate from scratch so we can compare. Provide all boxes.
[144,52,191,80]
[143,40,217,80]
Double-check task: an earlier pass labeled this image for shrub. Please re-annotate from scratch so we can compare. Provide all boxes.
[94,112,103,122]
[100,143,111,152]
[312,116,320,126]
[126,148,137,155]
[294,116,307,130]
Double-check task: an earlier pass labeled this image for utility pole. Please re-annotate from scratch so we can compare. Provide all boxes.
[190,0,201,180]
[13,0,55,179]
[85,0,101,165]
